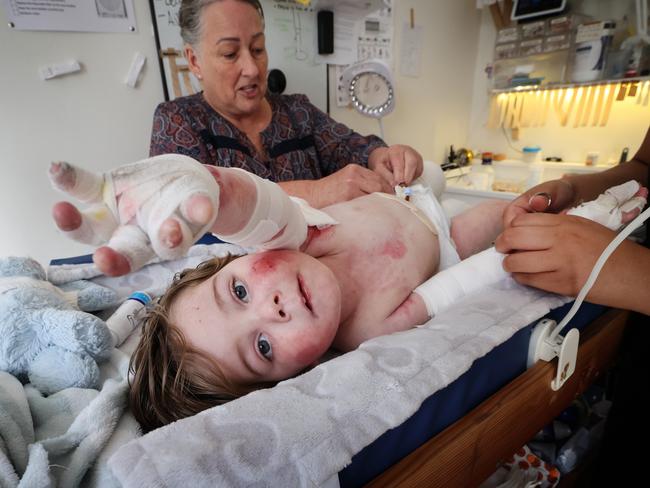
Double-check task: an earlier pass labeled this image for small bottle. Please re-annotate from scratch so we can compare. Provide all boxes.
[480,152,495,190]
[106,291,151,347]
[522,146,542,164]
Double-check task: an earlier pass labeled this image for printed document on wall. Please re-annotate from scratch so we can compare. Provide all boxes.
[2,0,137,33]
[400,22,422,78]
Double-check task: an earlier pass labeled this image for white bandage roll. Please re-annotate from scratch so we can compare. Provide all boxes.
[413,247,509,317]
[218,169,308,250]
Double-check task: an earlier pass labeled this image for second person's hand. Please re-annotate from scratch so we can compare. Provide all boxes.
[368,144,424,187]
[502,178,578,228]
[308,164,394,207]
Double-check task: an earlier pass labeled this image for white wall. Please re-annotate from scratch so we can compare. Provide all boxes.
[467,4,649,163]
[329,0,482,163]
[0,2,164,265]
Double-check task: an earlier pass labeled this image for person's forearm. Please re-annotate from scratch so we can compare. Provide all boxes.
[565,127,650,202]
[591,239,650,315]
[277,180,321,207]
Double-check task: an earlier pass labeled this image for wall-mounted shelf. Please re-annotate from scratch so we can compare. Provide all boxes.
[492,76,650,94]
[487,77,650,130]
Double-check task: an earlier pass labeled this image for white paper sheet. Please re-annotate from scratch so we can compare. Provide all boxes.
[3,0,137,33]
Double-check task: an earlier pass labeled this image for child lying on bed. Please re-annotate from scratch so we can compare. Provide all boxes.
[49,155,647,432]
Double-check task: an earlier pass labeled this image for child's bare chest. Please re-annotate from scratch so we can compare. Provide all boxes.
[306,194,439,343]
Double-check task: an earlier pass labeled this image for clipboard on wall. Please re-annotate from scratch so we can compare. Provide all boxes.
[148,0,327,112]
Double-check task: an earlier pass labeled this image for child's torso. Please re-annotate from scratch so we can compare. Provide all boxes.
[303,193,439,349]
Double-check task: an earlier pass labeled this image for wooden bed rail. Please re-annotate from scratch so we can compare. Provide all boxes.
[366,308,629,488]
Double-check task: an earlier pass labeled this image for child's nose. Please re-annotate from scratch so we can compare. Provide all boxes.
[266,293,290,322]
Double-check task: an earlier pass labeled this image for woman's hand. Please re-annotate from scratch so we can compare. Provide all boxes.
[502,178,578,228]
[281,164,393,208]
[495,212,650,313]
[368,144,423,187]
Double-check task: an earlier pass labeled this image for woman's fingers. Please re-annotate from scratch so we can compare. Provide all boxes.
[495,214,568,253]
[502,250,560,274]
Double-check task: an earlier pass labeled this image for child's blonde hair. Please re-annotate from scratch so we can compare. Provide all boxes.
[128,254,271,432]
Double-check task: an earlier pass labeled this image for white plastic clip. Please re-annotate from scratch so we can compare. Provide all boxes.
[125,52,146,88]
[39,60,81,80]
[527,319,580,391]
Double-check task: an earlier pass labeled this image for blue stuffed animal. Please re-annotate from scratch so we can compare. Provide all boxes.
[0,256,116,394]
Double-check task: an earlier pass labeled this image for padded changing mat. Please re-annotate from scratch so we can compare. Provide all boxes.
[108,271,571,487]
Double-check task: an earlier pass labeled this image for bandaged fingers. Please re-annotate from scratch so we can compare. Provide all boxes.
[50,155,221,275]
[567,180,647,230]
[52,201,118,246]
[50,161,105,203]
[94,225,155,276]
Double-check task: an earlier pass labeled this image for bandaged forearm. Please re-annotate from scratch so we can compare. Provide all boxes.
[216,169,308,250]
[413,247,508,317]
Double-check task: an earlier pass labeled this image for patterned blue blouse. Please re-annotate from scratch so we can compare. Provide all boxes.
[149,92,387,182]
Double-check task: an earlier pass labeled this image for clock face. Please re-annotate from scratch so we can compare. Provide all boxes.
[349,72,393,117]
[352,73,391,108]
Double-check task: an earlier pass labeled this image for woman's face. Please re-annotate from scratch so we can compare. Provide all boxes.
[186,0,268,118]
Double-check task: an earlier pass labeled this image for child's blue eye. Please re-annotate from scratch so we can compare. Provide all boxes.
[232,279,249,302]
[257,334,272,359]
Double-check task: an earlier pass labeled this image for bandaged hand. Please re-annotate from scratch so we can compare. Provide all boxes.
[368,144,424,187]
[50,154,220,276]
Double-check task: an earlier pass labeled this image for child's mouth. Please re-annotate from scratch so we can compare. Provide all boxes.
[297,275,314,314]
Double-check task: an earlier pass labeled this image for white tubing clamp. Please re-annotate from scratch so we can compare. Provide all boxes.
[527,318,580,391]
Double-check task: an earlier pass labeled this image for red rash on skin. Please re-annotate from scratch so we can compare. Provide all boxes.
[302,225,334,250]
[385,292,417,325]
[379,239,407,259]
[292,340,323,366]
[250,251,293,275]
[308,225,334,241]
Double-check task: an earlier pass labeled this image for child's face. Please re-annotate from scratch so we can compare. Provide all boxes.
[170,250,342,384]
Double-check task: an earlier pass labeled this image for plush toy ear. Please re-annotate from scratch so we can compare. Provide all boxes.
[59,280,118,311]
[28,346,100,394]
[0,256,46,280]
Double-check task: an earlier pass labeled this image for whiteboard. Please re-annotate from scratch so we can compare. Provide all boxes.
[149,0,327,112]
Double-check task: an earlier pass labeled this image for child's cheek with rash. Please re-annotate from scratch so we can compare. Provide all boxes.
[250,252,286,275]
[290,334,329,367]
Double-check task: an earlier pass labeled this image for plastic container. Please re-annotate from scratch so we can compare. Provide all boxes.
[495,42,518,60]
[492,160,530,193]
[522,146,542,164]
[467,153,495,191]
[571,21,615,82]
[519,38,544,56]
[526,163,545,190]
[544,34,571,53]
[521,20,546,38]
[496,26,519,43]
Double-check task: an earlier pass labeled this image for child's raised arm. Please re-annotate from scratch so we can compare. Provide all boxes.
[50,155,308,276]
